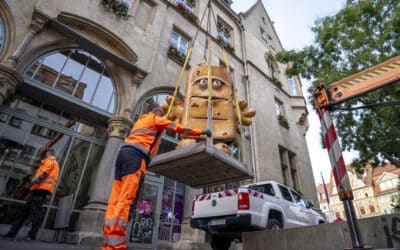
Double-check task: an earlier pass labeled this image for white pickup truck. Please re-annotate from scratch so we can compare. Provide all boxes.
[190,181,325,249]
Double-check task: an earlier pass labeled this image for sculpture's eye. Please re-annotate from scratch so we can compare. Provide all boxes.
[199,79,208,89]
[212,80,222,89]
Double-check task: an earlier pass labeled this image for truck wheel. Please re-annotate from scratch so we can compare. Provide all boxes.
[210,235,232,250]
[267,218,282,230]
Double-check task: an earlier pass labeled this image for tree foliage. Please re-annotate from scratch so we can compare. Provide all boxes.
[276,0,400,171]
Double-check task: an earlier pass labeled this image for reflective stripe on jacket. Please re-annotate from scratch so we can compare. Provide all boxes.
[31,155,60,194]
[124,112,202,157]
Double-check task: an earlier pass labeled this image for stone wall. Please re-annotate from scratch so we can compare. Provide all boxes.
[243,214,400,250]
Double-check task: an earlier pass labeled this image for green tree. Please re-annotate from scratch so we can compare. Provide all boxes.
[277,0,400,171]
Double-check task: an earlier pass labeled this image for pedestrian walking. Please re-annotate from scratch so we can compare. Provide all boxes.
[3,148,59,240]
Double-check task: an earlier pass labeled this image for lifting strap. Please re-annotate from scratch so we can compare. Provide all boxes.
[222,49,243,125]
[166,0,211,118]
[209,4,243,125]
[165,0,243,126]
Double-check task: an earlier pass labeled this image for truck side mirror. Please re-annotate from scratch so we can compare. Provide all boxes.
[306,200,314,209]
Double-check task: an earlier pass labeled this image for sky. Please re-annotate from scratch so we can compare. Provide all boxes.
[232,0,358,185]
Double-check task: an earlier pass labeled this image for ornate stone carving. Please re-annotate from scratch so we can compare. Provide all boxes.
[29,11,49,33]
[107,116,134,139]
[132,69,147,86]
[0,63,23,102]
[7,11,48,67]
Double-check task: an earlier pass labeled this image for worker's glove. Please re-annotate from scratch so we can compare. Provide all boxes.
[201,129,212,137]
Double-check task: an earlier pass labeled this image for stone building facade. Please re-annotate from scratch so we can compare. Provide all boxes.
[0,0,315,248]
[317,164,400,222]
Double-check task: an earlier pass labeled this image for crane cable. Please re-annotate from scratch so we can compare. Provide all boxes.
[209,4,243,125]
[165,0,243,127]
[165,0,210,118]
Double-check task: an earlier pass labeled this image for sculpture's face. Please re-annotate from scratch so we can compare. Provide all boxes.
[182,65,235,140]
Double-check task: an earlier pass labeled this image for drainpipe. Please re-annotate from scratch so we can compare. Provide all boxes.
[238,14,257,182]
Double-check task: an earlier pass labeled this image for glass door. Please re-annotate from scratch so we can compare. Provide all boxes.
[127,176,163,249]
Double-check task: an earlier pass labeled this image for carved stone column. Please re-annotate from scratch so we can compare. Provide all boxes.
[132,68,147,86]
[0,63,22,104]
[7,11,48,67]
[72,116,133,246]
[0,11,48,104]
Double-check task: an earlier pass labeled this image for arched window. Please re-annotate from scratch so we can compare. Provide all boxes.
[0,16,5,53]
[23,49,116,114]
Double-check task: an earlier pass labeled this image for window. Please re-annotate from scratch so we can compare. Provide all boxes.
[360,207,366,215]
[261,16,266,24]
[268,61,277,79]
[249,183,275,196]
[20,145,37,165]
[280,149,289,185]
[24,49,116,114]
[135,0,155,29]
[279,146,299,190]
[31,124,57,139]
[379,178,398,191]
[289,153,299,191]
[288,78,297,96]
[369,205,376,213]
[9,117,22,128]
[222,0,233,6]
[158,178,186,241]
[290,189,306,207]
[278,185,293,202]
[275,98,288,128]
[170,30,189,55]
[176,0,195,13]
[260,27,266,40]
[263,184,275,196]
[121,0,134,8]
[217,18,233,45]
[267,34,273,45]
[0,16,5,53]
[275,99,284,117]
[0,112,8,122]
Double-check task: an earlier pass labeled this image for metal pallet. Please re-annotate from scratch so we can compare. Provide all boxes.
[148,141,253,188]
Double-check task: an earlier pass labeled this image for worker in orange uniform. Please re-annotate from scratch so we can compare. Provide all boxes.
[4,148,59,240]
[102,103,211,250]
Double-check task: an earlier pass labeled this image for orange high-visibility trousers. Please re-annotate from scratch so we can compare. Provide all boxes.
[102,146,147,250]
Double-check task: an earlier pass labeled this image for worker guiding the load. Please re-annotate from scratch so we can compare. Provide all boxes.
[102,102,211,250]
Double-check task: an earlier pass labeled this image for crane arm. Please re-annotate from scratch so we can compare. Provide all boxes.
[314,56,400,109]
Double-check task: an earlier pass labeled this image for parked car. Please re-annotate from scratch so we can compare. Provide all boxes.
[191,181,325,249]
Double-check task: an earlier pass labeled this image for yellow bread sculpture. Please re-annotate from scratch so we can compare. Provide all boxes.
[162,64,256,152]
[182,64,236,140]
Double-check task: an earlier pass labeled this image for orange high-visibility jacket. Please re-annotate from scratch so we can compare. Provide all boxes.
[31,155,60,194]
[125,112,203,157]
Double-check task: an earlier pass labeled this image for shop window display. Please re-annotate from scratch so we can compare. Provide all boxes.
[158,178,185,241]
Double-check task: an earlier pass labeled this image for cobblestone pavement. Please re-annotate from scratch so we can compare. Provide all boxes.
[0,237,94,250]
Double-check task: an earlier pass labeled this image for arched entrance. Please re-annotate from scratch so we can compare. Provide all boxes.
[126,91,189,249]
[0,48,116,233]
